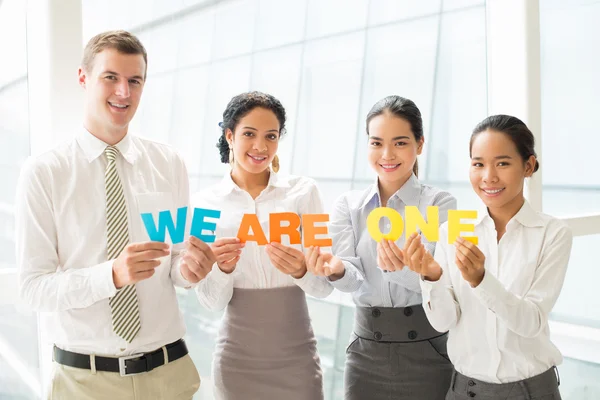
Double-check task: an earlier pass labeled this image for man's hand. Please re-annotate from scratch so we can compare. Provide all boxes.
[112,242,170,289]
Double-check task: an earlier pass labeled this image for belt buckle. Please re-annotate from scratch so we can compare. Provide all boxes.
[118,353,144,376]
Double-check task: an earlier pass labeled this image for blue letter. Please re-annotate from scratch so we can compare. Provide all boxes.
[190,208,221,243]
[141,206,187,244]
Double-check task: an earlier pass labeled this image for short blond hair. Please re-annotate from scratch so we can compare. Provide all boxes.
[82,30,148,78]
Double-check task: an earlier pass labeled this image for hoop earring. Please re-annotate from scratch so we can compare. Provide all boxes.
[229,149,234,165]
[271,154,280,173]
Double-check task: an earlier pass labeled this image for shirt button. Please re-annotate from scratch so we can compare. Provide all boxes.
[468,380,476,387]
[404,307,413,317]
[408,330,418,340]
[372,308,381,318]
[374,332,383,341]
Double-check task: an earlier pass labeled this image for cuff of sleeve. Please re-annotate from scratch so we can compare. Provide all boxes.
[92,260,118,299]
[171,258,200,289]
[327,261,362,292]
[419,271,445,303]
[207,263,236,285]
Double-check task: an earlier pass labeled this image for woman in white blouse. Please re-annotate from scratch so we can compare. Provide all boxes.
[192,91,331,400]
[405,115,572,400]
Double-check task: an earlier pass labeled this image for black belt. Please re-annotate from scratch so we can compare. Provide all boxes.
[53,339,188,376]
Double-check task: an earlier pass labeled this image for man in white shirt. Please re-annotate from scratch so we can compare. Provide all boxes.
[15,30,216,399]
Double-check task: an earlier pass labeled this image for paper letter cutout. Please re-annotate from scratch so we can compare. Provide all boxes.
[270,212,302,244]
[447,210,478,245]
[405,206,439,242]
[190,208,221,243]
[141,206,187,244]
[302,214,332,247]
[237,214,268,245]
[367,207,404,243]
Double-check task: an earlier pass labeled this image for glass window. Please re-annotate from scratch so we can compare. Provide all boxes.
[540,0,600,216]
[552,234,600,328]
[0,0,39,398]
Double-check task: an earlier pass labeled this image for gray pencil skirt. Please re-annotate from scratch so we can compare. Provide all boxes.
[445,367,561,400]
[211,286,324,400]
[345,305,453,400]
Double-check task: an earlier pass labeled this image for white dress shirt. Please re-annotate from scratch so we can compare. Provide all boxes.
[420,200,573,383]
[16,129,192,356]
[329,174,457,307]
[192,172,333,311]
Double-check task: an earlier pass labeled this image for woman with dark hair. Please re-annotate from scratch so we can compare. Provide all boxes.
[192,91,331,400]
[306,95,456,399]
[405,115,571,400]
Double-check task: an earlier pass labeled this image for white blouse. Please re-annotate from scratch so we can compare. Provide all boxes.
[420,200,573,383]
[192,172,333,311]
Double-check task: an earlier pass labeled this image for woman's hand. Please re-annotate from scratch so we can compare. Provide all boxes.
[454,237,486,287]
[265,242,308,279]
[305,247,345,281]
[211,237,244,274]
[403,233,443,281]
[377,239,406,271]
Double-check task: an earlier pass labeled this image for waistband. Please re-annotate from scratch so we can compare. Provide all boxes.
[354,305,444,343]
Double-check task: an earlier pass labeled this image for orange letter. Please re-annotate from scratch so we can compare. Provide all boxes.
[270,212,302,244]
[302,214,332,247]
[236,214,268,245]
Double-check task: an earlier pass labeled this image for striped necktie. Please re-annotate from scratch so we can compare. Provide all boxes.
[105,146,140,343]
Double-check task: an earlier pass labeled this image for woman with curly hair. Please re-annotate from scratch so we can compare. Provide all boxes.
[192,91,331,400]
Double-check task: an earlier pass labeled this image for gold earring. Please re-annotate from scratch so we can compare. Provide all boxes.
[271,154,280,173]
[229,149,234,164]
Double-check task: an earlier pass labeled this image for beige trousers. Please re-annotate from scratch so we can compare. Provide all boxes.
[46,353,200,400]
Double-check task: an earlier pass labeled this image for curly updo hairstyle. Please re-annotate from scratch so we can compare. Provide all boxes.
[216,91,287,164]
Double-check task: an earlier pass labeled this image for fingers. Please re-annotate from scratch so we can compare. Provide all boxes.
[128,249,170,264]
[132,259,162,273]
[387,240,405,264]
[456,237,485,262]
[182,255,211,281]
[305,247,320,273]
[219,255,240,269]
[265,243,300,264]
[134,268,156,282]
[188,236,217,262]
[314,252,327,276]
[186,241,216,266]
[377,241,393,271]
[128,241,170,252]
[213,242,245,255]
[454,245,474,270]
[266,247,294,271]
[381,240,403,271]
[179,262,198,283]
[268,242,303,259]
[213,237,242,247]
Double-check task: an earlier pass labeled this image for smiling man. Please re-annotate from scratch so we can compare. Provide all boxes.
[15,30,216,399]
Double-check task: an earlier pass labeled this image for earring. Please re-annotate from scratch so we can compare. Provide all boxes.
[271,154,280,173]
[228,141,234,165]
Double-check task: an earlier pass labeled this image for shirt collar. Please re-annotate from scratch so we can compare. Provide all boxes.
[76,127,139,164]
[359,173,421,210]
[475,199,545,228]
[214,170,290,197]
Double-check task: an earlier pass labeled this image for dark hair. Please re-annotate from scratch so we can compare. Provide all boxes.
[470,115,539,173]
[366,95,424,177]
[216,91,287,164]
